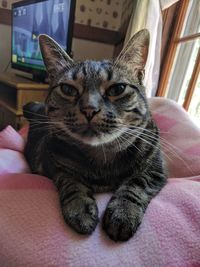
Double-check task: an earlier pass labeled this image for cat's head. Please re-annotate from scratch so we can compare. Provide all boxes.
[39,29,150,146]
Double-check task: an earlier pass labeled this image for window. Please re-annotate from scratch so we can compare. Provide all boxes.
[158,0,200,126]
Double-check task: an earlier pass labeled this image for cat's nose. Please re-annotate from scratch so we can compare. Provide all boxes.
[80,106,100,121]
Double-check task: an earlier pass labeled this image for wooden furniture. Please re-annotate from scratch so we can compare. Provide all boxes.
[0,72,49,130]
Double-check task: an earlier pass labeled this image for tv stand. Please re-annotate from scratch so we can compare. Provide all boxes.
[0,72,49,130]
[15,73,47,83]
[32,73,47,83]
[15,73,35,83]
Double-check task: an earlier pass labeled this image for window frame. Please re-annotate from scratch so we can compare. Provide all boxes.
[157,0,200,111]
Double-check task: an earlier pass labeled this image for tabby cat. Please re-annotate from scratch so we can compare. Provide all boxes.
[23,29,167,242]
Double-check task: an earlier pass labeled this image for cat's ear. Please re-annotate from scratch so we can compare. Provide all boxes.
[39,34,74,81]
[115,29,149,82]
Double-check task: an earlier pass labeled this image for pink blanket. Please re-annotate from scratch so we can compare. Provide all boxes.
[0,97,200,267]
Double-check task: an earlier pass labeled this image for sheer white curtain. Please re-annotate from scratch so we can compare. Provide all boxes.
[125,0,179,97]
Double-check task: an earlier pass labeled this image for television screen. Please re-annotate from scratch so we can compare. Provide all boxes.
[11,0,75,73]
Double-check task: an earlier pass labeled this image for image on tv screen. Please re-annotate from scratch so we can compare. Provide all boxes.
[12,0,71,71]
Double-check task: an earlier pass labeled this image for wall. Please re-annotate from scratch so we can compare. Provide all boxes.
[0,24,11,72]
[72,39,114,61]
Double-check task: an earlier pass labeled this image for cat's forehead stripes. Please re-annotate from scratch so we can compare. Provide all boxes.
[67,60,113,82]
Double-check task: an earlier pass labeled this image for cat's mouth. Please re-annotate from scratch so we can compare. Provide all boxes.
[70,123,100,137]
[66,122,119,146]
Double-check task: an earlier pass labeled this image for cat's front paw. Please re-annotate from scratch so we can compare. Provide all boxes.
[102,198,143,241]
[62,197,99,235]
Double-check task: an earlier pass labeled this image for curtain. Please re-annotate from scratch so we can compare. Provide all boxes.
[125,0,179,97]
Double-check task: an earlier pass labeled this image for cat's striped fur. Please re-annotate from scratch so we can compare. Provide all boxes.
[24,30,167,241]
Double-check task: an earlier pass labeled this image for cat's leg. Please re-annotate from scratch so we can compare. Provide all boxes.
[55,174,99,235]
[102,171,166,241]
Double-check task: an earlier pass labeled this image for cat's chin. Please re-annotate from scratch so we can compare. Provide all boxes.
[69,131,124,147]
[65,124,128,147]
[69,133,110,146]
[80,137,105,146]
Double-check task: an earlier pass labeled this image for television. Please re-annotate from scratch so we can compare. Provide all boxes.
[11,0,76,82]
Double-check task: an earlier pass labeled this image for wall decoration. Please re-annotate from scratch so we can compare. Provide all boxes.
[2,0,8,8]
[0,0,21,9]
[75,0,134,32]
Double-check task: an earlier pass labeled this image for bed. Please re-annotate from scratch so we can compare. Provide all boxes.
[0,97,200,267]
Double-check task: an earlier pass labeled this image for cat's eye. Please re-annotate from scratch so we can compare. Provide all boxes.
[106,84,126,97]
[60,84,79,97]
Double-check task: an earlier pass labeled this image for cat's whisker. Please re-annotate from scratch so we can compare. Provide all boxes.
[101,143,107,164]
[118,126,171,154]
[115,128,142,153]
[27,122,52,128]
[119,127,195,176]
[26,120,61,125]
[117,122,182,153]
[27,122,64,135]
[124,127,183,159]
[123,127,177,156]
[121,129,174,163]
[23,109,48,118]
[115,135,122,153]
[125,130,174,160]
[117,122,173,136]
[128,125,178,149]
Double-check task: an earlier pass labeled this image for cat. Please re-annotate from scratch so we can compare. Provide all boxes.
[23,29,167,242]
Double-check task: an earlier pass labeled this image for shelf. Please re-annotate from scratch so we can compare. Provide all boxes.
[0,73,49,90]
[0,72,49,130]
[0,99,22,115]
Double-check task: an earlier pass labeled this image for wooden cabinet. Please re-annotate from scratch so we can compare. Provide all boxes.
[0,72,49,130]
